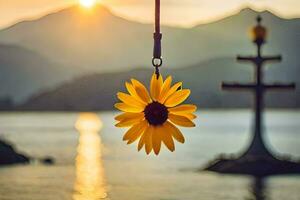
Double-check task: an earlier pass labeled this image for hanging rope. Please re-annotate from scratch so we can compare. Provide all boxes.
[152,0,162,79]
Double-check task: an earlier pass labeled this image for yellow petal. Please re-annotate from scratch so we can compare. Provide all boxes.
[144,126,153,154]
[164,121,185,143]
[168,114,195,127]
[158,76,172,103]
[165,89,191,107]
[125,82,147,104]
[131,79,152,103]
[117,92,146,108]
[115,114,144,127]
[123,121,148,144]
[179,113,197,120]
[168,104,197,114]
[168,106,197,119]
[115,112,144,121]
[114,103,144,113]
[138,133,146,151]
[150,73,163,101]
[160,82,182,103]
[152,126,164,155]
[161,124,175,152]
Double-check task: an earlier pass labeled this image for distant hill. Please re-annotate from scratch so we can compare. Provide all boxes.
[0,5,155,73]
[19,57,300,110]
[0,6,299,73]
[0,5,299,106]
[0,44,79,103]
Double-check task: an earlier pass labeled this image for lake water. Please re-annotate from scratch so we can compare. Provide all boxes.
[0,110,299,200]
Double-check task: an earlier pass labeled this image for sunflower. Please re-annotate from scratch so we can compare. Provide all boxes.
[114,73,197,155]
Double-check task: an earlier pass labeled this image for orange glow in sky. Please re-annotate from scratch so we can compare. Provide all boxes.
[79,0,97,8]
[0,0,299,28]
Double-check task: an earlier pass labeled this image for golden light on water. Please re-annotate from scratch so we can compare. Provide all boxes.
[79,0,97,8]
[73,113,107,200]
[75,113,103,132]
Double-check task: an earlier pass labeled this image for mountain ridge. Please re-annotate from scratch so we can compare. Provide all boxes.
[19,56,300,110]
[0,44,79,102]
[2,6,299,31]
[0,5,297,72]
[0,5,299,107]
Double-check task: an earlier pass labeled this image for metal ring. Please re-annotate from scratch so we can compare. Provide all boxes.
[152,57,163,67]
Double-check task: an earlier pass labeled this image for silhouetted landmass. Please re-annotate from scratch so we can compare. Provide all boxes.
[204,154,300,177]
[0,139,30,165]
[19,57,300,110]
[0,138,55,166]
[0,6,299,106]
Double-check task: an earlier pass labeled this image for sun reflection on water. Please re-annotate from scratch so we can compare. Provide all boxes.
[73,113,107,200]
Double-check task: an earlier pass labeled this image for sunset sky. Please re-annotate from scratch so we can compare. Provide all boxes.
[0,0,299,28]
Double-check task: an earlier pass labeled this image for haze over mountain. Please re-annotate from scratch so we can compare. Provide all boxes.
[0,5,299,108]
[0,44,79,103]
[19,57,300,111]
[1,5,299,72]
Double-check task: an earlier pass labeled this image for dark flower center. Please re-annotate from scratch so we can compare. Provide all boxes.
[144,101,168,126]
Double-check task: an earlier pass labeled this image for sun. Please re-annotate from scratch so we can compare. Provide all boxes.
[79,0,97,8]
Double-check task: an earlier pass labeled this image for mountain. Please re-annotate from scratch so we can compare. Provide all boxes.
[19,57,300,110]
[0,5,155,73]
[0,6,299,72]
[0,44,79,103]
[0,6,299,106]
